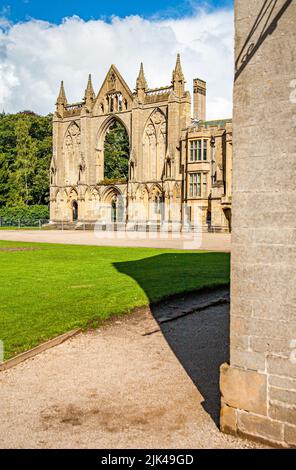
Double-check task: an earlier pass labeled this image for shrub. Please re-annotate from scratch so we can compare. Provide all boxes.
[100,177,127,185]
[0,205,49,226]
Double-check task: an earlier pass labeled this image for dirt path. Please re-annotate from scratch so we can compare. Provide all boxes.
[0,291,264,449]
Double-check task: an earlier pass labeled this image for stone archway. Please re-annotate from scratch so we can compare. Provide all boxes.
[150,184,164,223]
[110,195,125,223]
[102,187,125,224]
[104,121,129,181]
[96,116,131,183]
[68,188,79,222]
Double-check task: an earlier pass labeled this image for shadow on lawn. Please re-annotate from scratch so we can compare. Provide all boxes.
[114,252,230,426]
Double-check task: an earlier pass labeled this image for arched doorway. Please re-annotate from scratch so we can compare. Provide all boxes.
[72,201,78,221]
[151,186,164,223]
[110,195,125,223]
[102,188,125,224]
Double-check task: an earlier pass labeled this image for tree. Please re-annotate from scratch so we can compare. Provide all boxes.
[0,113,18,206]
[0,112,52,208]
[104,121,129,181]
[8,116,38,205]
[0,152,12,207]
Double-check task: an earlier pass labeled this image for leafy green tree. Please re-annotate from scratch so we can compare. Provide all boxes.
[0,113,18,206]
[30,115,52,205]
[8,116,38,205]
[104,121,129,181]
[0,112,52,209]
[0,153,12,207]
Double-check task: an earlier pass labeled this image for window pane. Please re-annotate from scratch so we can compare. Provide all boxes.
[190,141,201,161]
[198,140,202,160]
[203,140,207,160]
[203,174,207,196]
[189,173,203,197]
[190,174,193,196]
[197,173,201,196]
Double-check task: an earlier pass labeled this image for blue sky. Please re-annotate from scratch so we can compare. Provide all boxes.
[0,1,234,117]
[2,0,233,23]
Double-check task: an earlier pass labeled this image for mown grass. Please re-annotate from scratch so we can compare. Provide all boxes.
[0,227,40,230]
[0,241,230,359]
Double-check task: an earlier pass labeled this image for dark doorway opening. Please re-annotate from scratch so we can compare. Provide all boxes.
[72,201,78,221]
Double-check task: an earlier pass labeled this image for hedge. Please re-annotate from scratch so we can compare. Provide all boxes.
[0,205,49,225]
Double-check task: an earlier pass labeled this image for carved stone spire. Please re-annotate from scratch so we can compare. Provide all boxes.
[136,63,148,103]
[136,63,148,90]
[56,81,67,106]
[172,53,185,96]
[84,74,95,108]
[56,81,67,116]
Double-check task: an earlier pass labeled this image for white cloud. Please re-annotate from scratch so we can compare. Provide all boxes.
[0,9,234,118]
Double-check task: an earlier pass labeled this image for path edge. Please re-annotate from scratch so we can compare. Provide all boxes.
[0,329,82,373]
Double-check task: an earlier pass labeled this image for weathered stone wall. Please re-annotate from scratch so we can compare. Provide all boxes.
[220,0,296,447]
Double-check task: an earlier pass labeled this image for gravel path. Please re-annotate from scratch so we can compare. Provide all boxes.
[0,292,264,449]
[0,230,231,252]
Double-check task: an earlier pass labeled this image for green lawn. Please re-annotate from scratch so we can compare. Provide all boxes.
[0,241,230,360]
[0,227,40,230]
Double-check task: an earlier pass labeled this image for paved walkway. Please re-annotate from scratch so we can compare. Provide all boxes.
[0,292,264,449]
[0,230,231,251]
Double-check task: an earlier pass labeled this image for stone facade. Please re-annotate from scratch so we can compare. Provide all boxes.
[50,56,232,231]
[220,0,296,447]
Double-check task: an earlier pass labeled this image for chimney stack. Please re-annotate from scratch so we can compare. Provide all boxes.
[193,78,206,121]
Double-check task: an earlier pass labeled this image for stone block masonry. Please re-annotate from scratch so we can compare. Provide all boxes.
[220,0,296,448]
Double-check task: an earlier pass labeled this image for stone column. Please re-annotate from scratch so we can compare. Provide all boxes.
[220,0,296,447]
